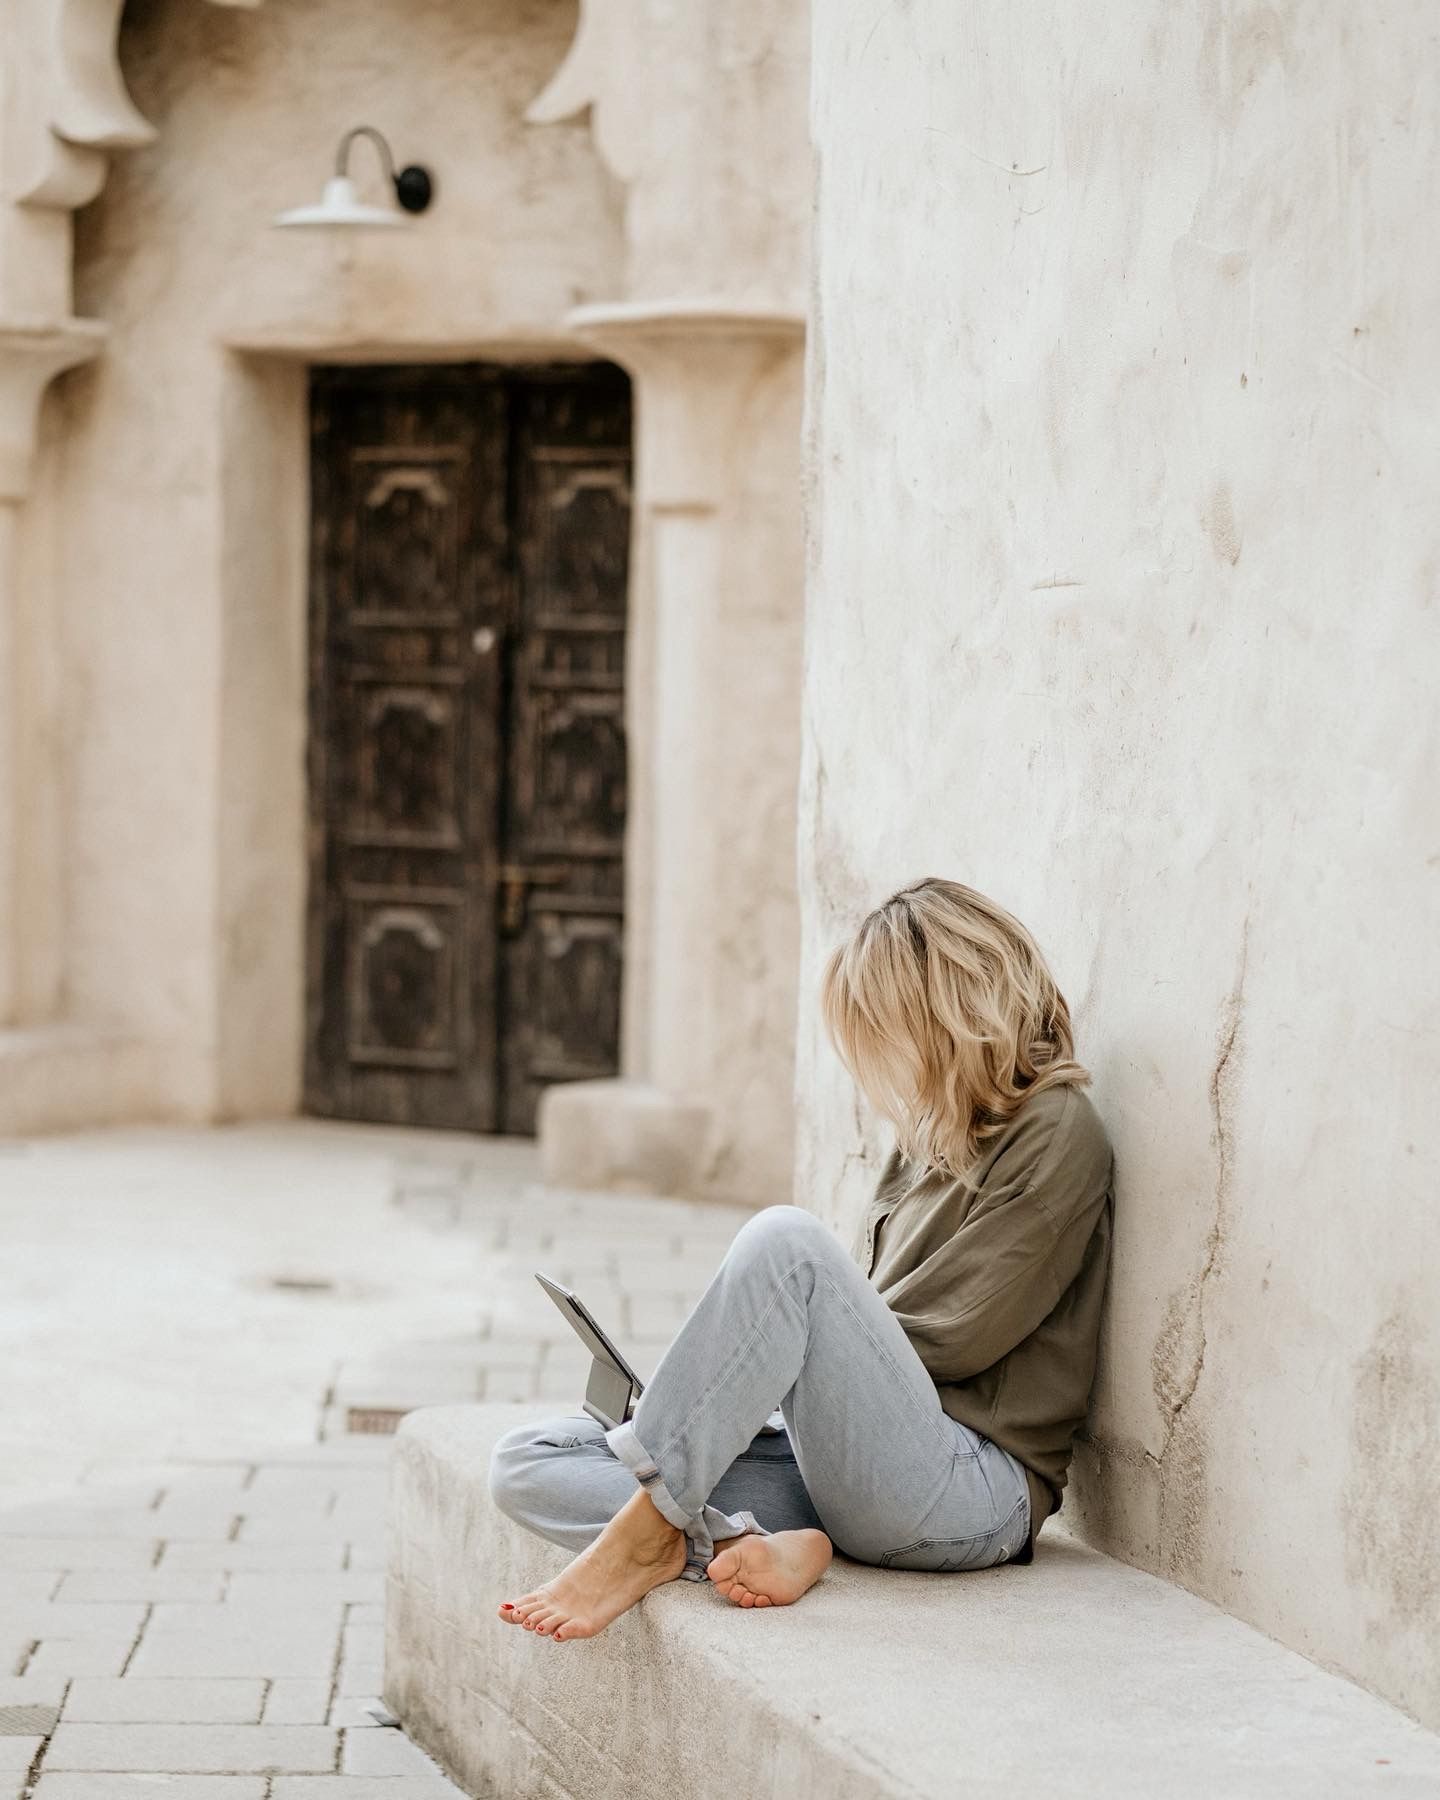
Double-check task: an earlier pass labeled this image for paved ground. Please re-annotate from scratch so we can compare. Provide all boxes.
[0,1122,750,1799]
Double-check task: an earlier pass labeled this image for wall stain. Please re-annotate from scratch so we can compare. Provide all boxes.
[1148,915,1250,1576]
[1341,1307,1440,1639]
[1202,481,1244,565]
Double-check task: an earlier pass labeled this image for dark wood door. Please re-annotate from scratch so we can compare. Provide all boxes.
[304,363,631,1133]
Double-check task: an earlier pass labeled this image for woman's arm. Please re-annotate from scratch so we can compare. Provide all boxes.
[874,1088,1112,1383]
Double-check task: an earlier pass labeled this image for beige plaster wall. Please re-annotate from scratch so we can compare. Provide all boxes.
[542,0,811,310]
[31,0,625,1115]
[800,0,1440,1725]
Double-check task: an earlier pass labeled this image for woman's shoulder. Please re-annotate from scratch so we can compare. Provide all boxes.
[989,1081,1113,1191]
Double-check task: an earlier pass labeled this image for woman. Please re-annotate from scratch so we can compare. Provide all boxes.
[490,877,1114,1641]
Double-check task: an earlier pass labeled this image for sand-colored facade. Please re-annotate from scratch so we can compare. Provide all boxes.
[799,0,1440,1728]
[0,0,808,1206]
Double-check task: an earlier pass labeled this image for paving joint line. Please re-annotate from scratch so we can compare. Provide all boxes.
[322,1585,348,1731]
[117,1599,154,1675]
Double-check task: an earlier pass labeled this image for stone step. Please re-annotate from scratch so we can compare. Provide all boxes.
[384,1405,1440,1799]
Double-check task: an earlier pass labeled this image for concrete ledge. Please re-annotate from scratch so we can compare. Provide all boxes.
[537,1077,713,1198]
[385,1404,1440,1799]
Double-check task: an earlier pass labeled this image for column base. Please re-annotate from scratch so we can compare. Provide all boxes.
[0,1024,202,1135]
[536,1077,714,1199]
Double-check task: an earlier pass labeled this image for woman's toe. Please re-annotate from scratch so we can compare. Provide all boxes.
[706,1547,741,1585]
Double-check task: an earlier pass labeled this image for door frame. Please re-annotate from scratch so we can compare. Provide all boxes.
[212,341,630,1123]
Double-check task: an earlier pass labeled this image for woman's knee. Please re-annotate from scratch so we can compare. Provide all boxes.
[733,1203,838,1261]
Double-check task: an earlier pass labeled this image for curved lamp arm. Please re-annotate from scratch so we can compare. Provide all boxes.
[335,125,433,214]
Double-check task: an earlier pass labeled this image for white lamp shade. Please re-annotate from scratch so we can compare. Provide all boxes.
[274,175,406,229]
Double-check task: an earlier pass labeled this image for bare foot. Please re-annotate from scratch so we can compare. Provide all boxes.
[705,1528,833,1608]
[497,1488,688,1641]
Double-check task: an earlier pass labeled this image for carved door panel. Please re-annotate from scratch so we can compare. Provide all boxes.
[498,373,631,1133]
[304,363,630,1132]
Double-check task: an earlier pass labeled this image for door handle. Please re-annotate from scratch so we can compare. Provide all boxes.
[496,864,566,936]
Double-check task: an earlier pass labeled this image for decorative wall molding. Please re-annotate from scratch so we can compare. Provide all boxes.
[19,0,263,212]
[525,0,644,185]
[563,299,804,518]
[0,321,107,501]
[0,0,265,492]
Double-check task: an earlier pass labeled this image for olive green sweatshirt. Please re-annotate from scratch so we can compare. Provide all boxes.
[852,1082,1114,1563]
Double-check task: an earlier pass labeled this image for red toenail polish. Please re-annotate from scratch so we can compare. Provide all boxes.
[501,1602,513,1609]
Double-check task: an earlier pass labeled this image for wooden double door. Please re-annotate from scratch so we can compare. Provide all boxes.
[303,362,631,1134]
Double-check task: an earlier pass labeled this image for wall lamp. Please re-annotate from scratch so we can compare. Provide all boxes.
[274,126,434,229]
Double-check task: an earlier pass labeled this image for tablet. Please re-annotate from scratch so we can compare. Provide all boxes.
[536,1271,645,1431]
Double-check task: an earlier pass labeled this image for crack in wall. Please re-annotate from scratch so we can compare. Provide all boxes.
[1150,912,1251,1473]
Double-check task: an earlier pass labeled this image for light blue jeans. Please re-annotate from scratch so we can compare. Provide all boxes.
[489,1204,1031,1582]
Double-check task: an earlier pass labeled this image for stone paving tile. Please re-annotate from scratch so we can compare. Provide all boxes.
[146,1498,248,1537]
[334,1659,383,1699]
[535,1363,593,1401]
[62,1677,267,1723]
[0,1674,65,1706]
[342,1725,445,1776]
[226,1572,384,1608]
[43,1722,338,1773]
[340,1623,383,1664]
[54,1568,226,1603]
[0,1538,157,1570]
[262,1678,333,1725]
[327,1697,386,1729]
[232,1443,393,1470]
[160,1541,347,1572]
[0,1602,147,1642]
[331,1377,478,1409]
[475,1368,539,1402]
[244,1469,386,1506]
[35,1776,268,1798]
[234,1516,357,1546]
[0,1572,63,1606]
[24,1629,142,1679]
[0,1506,168,1539]
[78,1462,253,1496]
[128,1605,343,1679]
[0,1737,41,1769]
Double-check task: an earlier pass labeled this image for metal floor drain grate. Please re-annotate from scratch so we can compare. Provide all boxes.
[0,1704,58,1735]
[346,1406,411,1434]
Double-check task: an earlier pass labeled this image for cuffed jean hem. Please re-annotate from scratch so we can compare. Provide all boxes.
[605,1417,771,1582]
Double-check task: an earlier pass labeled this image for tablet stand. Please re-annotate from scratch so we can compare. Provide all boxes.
[582,1355,637,1433]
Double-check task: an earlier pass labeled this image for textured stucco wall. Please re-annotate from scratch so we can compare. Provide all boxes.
[549,0,812,311]
[800,1,1439,1725]
[33,0,624,1113]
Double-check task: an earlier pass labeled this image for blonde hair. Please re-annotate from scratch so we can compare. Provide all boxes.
[821,878,1088,1179]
